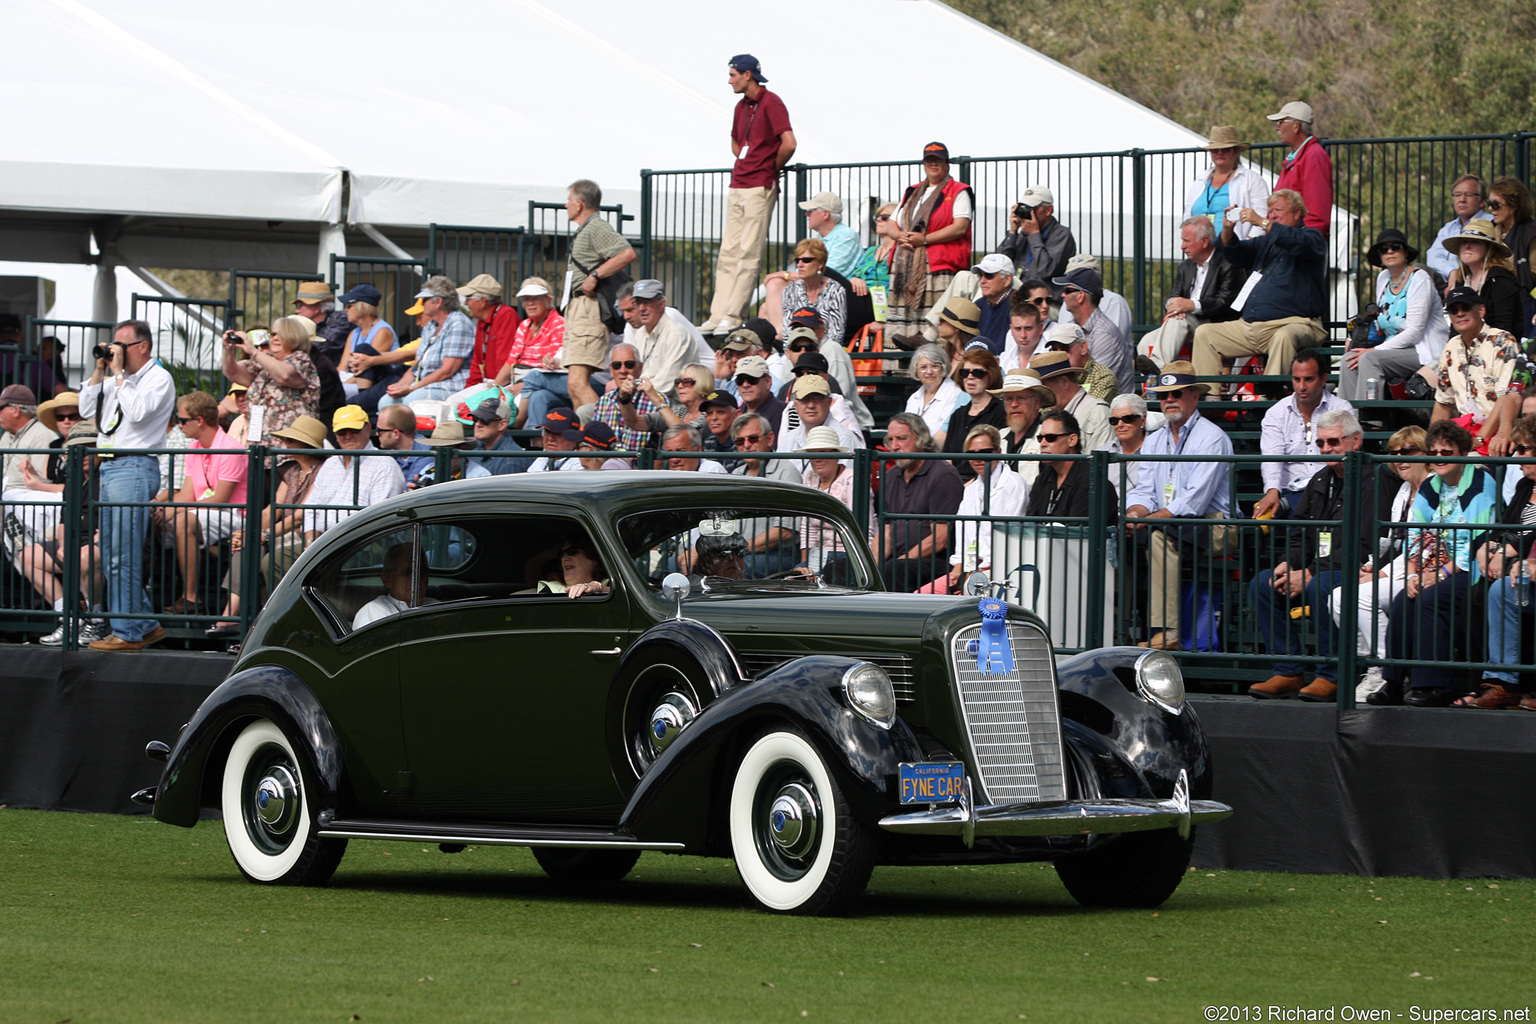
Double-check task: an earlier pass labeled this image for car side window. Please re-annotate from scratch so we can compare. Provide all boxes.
[308,526,422,634]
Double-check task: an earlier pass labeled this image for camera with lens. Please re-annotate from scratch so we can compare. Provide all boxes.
[92,342,121,361]
[1013,203,1029,220]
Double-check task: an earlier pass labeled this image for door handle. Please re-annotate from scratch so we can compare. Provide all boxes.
[590,647,622,656]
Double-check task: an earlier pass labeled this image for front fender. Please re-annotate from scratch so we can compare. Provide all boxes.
[1055,646,1214,801]
[149,664,344,828]
[614,617,746,698]
[619,655,923,851]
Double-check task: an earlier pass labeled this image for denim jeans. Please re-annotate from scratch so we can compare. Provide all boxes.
[518,370,571,428]
[99,455,160,641]
[1484,577,1534,685]
[1249,567,1345,681]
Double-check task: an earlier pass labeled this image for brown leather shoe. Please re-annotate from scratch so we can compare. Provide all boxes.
[1138,631,1181,650]
[1521,692,1536,712]
[88,625,165,653]
[1248,674,1304,699]
[1297,678,1338,702]
[1452,683,1521,709]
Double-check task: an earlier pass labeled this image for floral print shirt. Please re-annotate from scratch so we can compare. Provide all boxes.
[245,350,321,442]
[1433,325,1519,424]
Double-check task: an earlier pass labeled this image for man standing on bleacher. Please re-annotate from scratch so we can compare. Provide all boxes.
[1124,363,1233,651]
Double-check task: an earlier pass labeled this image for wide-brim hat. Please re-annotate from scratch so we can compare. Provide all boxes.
[1146,360,1215,396]
[988,369,1055,403]
[1367,228,1420,268]
[269,414,327,449]
[1203,125,1251,153]
[64,419,99,447]
[937,296,980,337]
[1441,218,1511,260]
[293,282,334,305]
[796,424,848,453]
[37,391,81,433]
[1028,350,1084,382]
[420,419,470,447]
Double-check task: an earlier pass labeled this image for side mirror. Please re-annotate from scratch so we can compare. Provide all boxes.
[661,572,691,618]
[963,570,992,598]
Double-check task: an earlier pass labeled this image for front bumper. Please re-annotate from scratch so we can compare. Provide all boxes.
[877,769,1232,848]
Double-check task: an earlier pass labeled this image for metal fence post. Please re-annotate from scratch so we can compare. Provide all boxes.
[851,447,873,560]
[793,164,809,243]
[240,446,268,639]
[1518,133,1532,189]
[639,169,654,279]
[59,444,86,651]
[1085,449,1110,649]
[1335,450,1364,711]
[1131,149,1147,328]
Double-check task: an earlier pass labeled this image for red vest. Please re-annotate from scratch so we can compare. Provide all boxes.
[903,178,974,273]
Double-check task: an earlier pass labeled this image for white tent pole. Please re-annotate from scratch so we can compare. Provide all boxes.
[357,224,414,261]
[318,222,347,279]
[91,249,118,324]
[124,264,225,334]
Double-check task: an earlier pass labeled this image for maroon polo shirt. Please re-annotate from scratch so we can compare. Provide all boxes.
[730,88,792,189]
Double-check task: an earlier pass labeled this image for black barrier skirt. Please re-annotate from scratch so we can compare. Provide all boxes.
[1192,697,1536,879]
[0,646,225,814]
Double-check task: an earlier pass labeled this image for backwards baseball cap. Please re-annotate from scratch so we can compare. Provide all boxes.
[0,384,38,408]
[735,355,770,379]
[971,253,1014,277]
[922,141,950,162]
[728,54,767,83]
[293,281,334,305]
[332,405,369,431]
[456,273,502,298]
[469,396,511,422]
[540,407,578,432]
[720,332,754,352]
[340,284,382,306]
[1053,266,1103,298]
[632,279,665,300]
[797,191,844,216]
[1267,100,1315,123]
[791,374,832,399]
[1019,185,1054,208]
[1444,286,1484,312]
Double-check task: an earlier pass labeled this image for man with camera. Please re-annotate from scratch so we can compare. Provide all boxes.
[78,320,177,651]
[998,186,1077,287]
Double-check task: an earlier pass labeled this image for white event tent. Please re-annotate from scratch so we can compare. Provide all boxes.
[3,0,1265,324]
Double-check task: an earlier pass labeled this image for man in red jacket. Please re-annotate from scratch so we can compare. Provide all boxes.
[458,274,521,389]
[1269,101,1332,235]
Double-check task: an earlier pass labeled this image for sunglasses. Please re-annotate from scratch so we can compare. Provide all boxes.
[1037,432,1074,443]
[335,427,366,436]
[734,374,765,386]
[676,377,696,388]
[1028,296,1050,306]
[1388,446,1422,457]
[1159,387,1195,398]
[795,256,819,264]
[1045,341,1073,352]
[54,411,82,421]
[1427,448,1462,458]
[792,367,821,377]
[176,415,195,424]
[1378,242,1405,253]
[1060,287,1084,296]
[1486,199,1505,211]
[734,433,765,446]
[559,546,585,558]
[1514,445,1534,456]
[1107,415,1142,425]
[788,342,816,353]
[967,447,1001,455]
[610,360,639,370]
[1317,436,1348,448]
[875,214,892,222]
[958,367,990,379]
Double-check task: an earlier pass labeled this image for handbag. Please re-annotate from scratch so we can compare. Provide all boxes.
[569,254,632,335]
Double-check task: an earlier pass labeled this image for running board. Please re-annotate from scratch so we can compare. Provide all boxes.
[317,818,685,850]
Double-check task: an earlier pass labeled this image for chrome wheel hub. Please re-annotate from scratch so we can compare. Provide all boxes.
[767,782,818,858]
[647,692,697,757]
[253,765,299,834]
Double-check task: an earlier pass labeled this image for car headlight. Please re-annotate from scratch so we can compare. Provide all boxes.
[841,662,895,729]
[1134,650,1185,713]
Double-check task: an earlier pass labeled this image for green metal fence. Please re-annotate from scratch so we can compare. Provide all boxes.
[641,132,1536,329]
[130,294,232,398]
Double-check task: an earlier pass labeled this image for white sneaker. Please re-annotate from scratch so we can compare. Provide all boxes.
[699,319,720,333]
[1355,666,1387,702]
[712,319,742,336]
[39,623,67,646]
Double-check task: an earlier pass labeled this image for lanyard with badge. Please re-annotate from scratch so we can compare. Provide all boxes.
[1162,414,1198,510]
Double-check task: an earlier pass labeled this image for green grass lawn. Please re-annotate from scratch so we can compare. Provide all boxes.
[2,809,1531,1024]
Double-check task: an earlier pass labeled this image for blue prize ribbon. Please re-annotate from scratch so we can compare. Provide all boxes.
[974,597,1014,676]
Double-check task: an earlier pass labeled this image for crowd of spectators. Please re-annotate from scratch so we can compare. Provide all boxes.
[2,62,1533,708]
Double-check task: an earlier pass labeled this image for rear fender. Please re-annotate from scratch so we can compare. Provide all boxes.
[618,655,923,851]
[149,665,343,828]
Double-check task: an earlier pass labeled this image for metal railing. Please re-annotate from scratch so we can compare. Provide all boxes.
[130,294,233,398]
[12,318,114,400]
[227,271,325,333]
[641,132,1536,329]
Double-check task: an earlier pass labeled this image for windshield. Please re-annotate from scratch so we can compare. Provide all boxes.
[618,505,876,594]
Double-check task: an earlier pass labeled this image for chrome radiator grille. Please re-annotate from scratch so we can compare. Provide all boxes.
[948,622,1067,805]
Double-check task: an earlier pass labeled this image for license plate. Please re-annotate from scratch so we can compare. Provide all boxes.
[898,762,966,805]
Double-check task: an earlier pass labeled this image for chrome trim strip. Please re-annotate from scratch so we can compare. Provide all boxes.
[317,829,686,850]
[878,798,1233,838]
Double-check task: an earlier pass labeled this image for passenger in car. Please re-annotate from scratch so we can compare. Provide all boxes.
[537,535,611,598]
[692,525,749,580]
[352,542,437,629]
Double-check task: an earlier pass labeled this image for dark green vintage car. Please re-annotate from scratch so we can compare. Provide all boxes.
[137,472,1230,914]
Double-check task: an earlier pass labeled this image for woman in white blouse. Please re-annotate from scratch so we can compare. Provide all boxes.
[1338,229,1446,402]
[1182,126,1271,241]
[903,343,963,447]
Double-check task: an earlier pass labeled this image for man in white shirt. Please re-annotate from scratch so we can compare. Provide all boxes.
[302,405,407,538]
[1254,349,1354,519]
[625,280,697,399]
[776,374,864,474]
[352,541,438,629]
[78,320,178,651]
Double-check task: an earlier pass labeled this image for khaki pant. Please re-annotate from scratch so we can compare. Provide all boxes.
[1139,317,1200,369]
[1191,316,1326,379]
[563,294,609,369]
[708,185,779,324]
[1146,513,1234,632]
